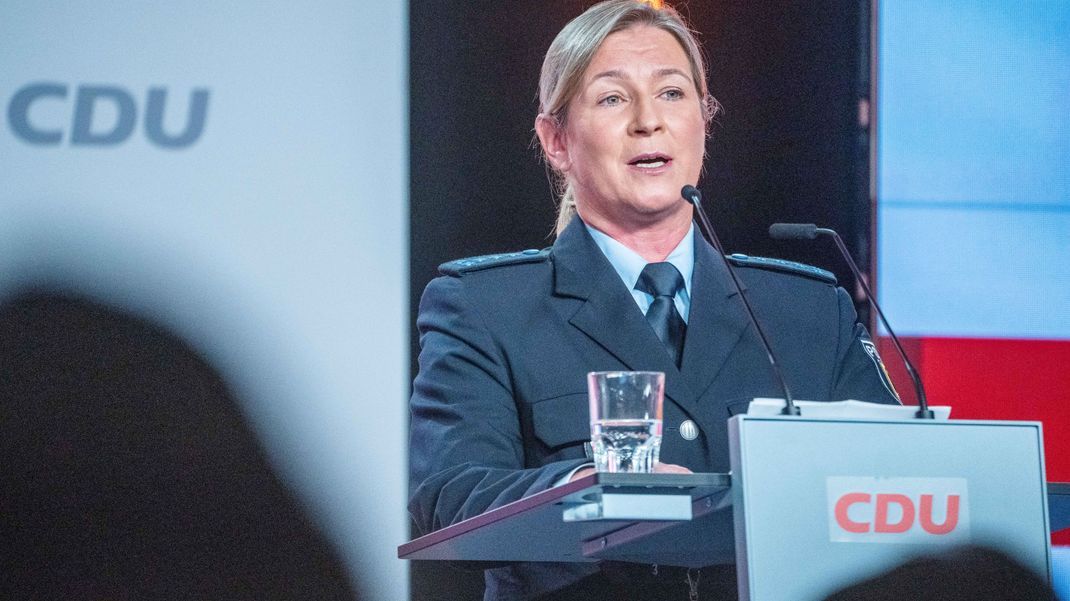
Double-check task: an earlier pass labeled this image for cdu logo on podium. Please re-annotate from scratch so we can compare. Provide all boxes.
[826,476,970,544]
[7,83,209,149]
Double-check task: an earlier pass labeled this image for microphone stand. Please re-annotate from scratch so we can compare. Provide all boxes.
[767,223,933,419]
[682,186,800,416]
[815,227,934,419]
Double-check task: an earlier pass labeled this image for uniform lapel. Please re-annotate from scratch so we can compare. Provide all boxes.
[552,217,700,419]
[679,232,751,399]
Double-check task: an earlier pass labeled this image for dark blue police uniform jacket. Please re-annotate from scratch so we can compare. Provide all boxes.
[409,216,900,600]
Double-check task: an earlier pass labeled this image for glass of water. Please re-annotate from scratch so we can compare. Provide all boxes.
[588,371,664,473]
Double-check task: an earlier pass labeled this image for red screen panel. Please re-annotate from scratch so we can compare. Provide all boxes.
[878,336,1070,543]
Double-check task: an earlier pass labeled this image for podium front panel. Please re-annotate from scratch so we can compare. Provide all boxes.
[729,416,1049,601]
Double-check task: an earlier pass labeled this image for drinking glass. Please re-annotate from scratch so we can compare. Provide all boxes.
[587,371,664,473]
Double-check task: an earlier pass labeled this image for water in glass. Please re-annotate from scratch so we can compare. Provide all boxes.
[591,417,662,473]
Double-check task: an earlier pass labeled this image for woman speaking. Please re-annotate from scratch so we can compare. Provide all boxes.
[409,1,899,599]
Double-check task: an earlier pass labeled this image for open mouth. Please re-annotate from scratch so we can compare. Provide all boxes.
[629,153,671,169]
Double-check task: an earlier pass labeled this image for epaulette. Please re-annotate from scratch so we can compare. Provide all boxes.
[726,253,836,285]
[439,248,551,277]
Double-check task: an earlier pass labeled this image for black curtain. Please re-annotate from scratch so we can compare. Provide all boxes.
[408,2,871,598]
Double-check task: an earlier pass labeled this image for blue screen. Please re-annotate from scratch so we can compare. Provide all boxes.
[878,1,1070,339]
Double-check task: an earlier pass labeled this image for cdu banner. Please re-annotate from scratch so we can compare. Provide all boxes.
[1,2,407,599]
[8,83,209,147]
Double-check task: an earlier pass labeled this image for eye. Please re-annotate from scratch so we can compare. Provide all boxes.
[598,94,624,106]
[661,88,685,101]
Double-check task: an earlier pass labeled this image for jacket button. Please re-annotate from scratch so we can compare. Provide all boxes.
[680,420,699,440]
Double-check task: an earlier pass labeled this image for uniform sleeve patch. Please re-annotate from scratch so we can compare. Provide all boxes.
[860,337,901,402]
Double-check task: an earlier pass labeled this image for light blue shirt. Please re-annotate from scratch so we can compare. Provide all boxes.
[554,224,696,487]
[585,223,694,323]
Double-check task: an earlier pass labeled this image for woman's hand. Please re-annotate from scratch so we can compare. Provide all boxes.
[653,461,693,474]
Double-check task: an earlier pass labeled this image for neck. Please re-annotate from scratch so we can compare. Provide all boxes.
[579,208,692,263]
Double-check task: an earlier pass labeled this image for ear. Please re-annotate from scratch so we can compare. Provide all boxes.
[535,113,571,172]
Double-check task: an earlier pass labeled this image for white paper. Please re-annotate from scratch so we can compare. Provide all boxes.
[746,398,951,420]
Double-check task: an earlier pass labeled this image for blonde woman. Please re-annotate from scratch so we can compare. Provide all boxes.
[409,2,899,599]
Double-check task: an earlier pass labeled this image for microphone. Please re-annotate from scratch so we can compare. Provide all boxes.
[768,223,934,419]
[681,185,799,416]
[769,222,818,240]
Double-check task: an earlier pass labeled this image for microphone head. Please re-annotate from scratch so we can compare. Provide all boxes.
[769,223,818,240]
[680,185,701,206]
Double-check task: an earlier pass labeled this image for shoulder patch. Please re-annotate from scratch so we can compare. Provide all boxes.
[726,253,837,285]
[438,248,551,277]
[859,334,901,402]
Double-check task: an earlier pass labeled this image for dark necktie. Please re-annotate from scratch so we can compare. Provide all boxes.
[635,262,687,367]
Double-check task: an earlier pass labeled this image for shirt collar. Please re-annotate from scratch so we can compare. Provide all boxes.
[585,222,695,295]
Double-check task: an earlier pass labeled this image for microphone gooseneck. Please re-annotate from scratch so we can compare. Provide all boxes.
[768,223,934,419]
[682,186,799,416]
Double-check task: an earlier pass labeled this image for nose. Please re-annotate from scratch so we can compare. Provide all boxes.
[629,96,663,136]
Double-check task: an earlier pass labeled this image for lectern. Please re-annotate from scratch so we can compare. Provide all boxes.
[400,416,1068,600]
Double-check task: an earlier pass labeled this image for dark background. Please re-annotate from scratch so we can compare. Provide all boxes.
[409,1,873,598]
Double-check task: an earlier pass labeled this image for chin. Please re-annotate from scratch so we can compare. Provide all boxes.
[634,188,688,213]
[626,198,689,226]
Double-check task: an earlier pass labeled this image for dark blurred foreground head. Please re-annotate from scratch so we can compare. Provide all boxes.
[0,292,358,600]
[823,545,1055,601]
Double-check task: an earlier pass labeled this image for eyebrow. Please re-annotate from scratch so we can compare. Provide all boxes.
[590,67,693,84]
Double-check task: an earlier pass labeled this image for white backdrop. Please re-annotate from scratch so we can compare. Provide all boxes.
[1,2,408,598]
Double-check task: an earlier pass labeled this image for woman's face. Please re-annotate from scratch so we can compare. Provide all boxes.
[545,25,706,232]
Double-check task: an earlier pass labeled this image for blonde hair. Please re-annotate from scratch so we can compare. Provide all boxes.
[538,0,719,235]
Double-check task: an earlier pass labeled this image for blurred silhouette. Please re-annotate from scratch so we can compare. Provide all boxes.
[822,545,1055,601]
[0,292,359,600]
